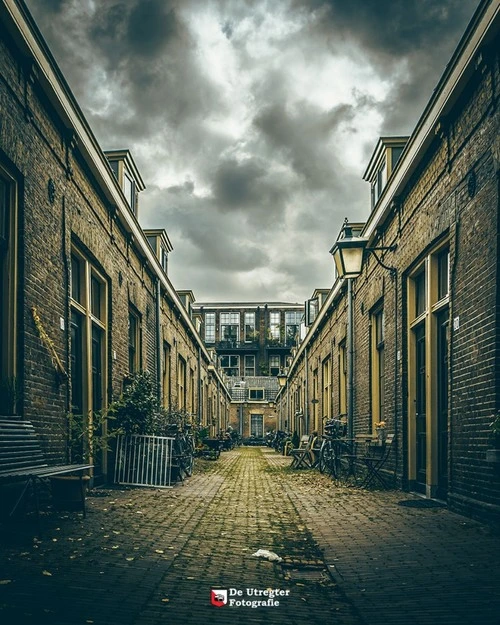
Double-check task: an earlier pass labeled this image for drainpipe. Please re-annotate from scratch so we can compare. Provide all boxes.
[156,278,162,406]
[304,347,309,434]
[197,347,202,426]
[347,279,354,441]
[393,271,399,478]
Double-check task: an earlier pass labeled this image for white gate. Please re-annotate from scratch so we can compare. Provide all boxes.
[114,435,175,488]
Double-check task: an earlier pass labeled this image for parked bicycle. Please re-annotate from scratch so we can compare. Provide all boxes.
[318,417,348,477]
[169,423,195,480]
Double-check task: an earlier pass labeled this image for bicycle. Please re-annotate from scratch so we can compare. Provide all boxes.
[170,424,195,479]
[318,417,346,476]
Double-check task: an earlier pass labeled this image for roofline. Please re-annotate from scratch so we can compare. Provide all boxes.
[363,0,499,242]
[1,0,216,368]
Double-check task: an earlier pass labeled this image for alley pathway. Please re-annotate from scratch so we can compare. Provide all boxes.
[1,446,499,625]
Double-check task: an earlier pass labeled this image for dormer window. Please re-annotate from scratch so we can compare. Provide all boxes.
[364,137,409,210]
[104,149,145,217]
[144,229,173,275]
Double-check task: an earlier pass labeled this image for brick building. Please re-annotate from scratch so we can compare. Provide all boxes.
[0,0,230,481]
[279,0,500,524]
[193,301,304,438]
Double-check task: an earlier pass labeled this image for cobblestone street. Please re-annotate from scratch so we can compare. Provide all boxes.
[1,447,499,625]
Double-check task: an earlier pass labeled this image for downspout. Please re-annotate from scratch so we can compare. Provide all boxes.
[156,278,162,406]
[347,279,354,441]
[197,346,202,426]
[304,346,309,434]
[393,271,399,480]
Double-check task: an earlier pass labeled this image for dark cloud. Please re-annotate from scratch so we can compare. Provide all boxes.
[24,0,480,301]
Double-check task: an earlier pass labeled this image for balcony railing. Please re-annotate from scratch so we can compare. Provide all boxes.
[215,339,259,350]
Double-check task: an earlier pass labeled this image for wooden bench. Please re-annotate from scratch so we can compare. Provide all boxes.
[0,417,93,530]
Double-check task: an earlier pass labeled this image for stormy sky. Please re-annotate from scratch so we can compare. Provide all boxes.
[26,0,479,303]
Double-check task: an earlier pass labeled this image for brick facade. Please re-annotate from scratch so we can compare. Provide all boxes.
[0,1,230,480]
[281,1,500,524]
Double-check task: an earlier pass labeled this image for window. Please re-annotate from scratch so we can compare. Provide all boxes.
[128,308,141,374]
[269,355,280,376]
[70,249,107,416]
[244,312,256,342]
[371,159,387,208]
[163,342,171,409]
[408,244,450,495]
[220,355,239,376]
[244,355,255,377]
[437,249,449,301]
[415,270,426,318]
[123,170,136,214]
[160,245,168,273]
[177,356,186,410]
[205,312,215,343]
[0,168,17,401]
[371,307,385,425]
[269,312,280,341]
[305,299,318,326]
[322,357,331,420]
[339,342,347,416]
[285,311,302,345]
[220,312,240,343]
[249,388,264,401]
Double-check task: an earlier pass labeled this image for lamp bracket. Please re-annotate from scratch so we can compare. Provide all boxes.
[366,245,397,277]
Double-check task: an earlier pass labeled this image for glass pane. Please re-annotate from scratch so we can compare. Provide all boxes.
[91,324,103,411]
[70,311,84,414]
[415,272,426,317]
[437,250,449,300]
[91,275,102,319]
[71,256,81,303]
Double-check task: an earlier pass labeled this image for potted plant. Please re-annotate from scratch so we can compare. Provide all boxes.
[375,420,387,444]
[486,413,500,464]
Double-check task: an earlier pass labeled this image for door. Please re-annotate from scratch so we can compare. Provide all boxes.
[415,325,426,492]
[250,414,264,438]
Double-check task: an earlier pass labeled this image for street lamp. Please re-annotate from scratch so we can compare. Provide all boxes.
[329,218,397,280]
[329,219,396,442]
[277,370,287,431]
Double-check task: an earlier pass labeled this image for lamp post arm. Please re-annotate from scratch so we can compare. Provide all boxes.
[366,246,397,278]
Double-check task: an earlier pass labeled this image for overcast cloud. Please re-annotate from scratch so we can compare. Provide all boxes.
[26,0,479,303]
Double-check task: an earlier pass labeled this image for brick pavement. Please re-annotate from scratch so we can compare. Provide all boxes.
[0,446,499,625]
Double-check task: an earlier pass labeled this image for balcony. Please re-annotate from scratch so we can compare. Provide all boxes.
[216,339,259,350]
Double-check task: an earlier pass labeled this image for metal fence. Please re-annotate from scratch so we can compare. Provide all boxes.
[114,434,175,488]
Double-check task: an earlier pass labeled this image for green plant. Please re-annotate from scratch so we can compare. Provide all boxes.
[109,371,159,436]
[67,411,118,463]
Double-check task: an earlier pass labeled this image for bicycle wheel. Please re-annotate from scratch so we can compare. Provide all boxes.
[319,440,335,476]
[182,452,193,477]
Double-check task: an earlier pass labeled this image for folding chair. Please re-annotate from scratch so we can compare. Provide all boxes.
[360,434,395,488]
[290,435,314,469]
